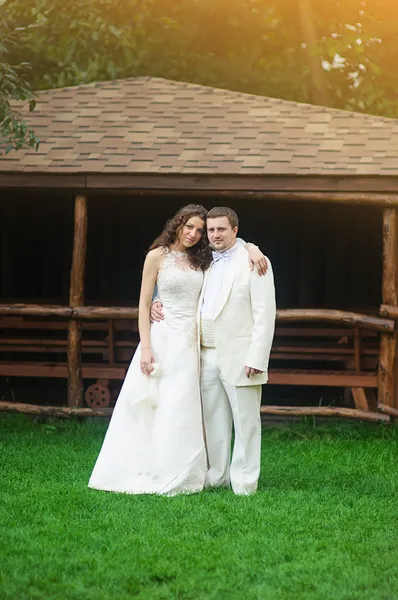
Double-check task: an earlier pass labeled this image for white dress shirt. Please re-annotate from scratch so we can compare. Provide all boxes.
[201,242,239,320]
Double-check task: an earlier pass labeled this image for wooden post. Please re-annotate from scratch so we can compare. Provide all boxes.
[351,387,369,411]
[353,328,361,373]
[378,208,398,408]
[67,195,88,407]
[108,320,115,365]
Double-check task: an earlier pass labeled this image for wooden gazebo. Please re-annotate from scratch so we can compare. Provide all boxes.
[1,77,398,421]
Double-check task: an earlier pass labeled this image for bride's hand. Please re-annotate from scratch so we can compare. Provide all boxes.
[247,244,268,276]
[140,348,155,375]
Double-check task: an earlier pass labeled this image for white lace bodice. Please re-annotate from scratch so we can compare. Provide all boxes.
[156,250,203,347]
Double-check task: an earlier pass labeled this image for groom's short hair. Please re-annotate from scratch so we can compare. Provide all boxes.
[207,207,239,229]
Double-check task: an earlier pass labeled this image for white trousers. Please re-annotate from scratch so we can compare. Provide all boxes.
[200,347,262,495]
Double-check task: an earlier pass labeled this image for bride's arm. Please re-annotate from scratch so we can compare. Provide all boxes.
[138,248,162,374]
[237,237,268,276]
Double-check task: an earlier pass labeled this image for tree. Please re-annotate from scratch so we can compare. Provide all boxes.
[0,14,39,153]
[297,0,331,106]
[2,0,398,119]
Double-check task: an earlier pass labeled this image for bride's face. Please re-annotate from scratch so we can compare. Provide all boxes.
[178,216,205,249]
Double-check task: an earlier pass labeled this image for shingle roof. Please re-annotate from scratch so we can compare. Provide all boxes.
[1,76,398,175]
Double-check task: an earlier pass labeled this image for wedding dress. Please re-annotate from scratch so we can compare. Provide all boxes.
[88,250,207,495]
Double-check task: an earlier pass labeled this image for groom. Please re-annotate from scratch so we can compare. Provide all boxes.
[153,207,276,495]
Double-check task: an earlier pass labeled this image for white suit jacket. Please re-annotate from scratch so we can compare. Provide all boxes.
[197,244,276,387]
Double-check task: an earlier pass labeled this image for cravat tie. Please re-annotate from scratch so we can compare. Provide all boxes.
[212,251,231,263]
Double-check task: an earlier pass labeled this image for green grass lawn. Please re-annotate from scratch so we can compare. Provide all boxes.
[1,415,398,600]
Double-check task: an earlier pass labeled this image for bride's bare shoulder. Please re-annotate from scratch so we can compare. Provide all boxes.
[145,247,165,265]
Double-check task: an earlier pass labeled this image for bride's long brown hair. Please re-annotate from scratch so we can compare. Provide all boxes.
[149,204,212,271]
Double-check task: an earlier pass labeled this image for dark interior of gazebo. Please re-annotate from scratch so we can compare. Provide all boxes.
[0,191,382,308]
[0,190,385,409]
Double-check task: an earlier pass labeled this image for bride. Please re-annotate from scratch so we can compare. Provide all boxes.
[88,204,263,496]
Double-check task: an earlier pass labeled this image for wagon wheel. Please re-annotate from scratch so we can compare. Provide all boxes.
[85,383,111,408]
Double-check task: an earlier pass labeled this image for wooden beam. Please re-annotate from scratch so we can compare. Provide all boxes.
[0,363,377,388]
[68,320,82,405]
[351,387,369,411]
[0,316,128,330]
[382,212,398,306]
[69,196,88,308]
[248,192,398,207]
[84,174,398,195]
[0,401,112,418]
[365,389,378,412]
[380,304,398,319]
[260,405,389,422]
[378,209,398,408]
[0,305,391,331]
[72,306,139,320]
[276,309,393,333]
[0,172,86,189]
[0,362,126,379]
[0,303,74,317]
[67,195,88,408]
[3,172,398,195]
[0,362,69,378]
[378,336,397,406]
[378,403,398,418]
[0,304,139,319]
[108,320,115,365]
[132,189,398,207]
[268,370,377,387]
[353,329,361,373]
[0,401,390,422]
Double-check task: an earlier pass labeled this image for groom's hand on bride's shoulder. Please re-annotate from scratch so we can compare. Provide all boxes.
[150,301,164,322]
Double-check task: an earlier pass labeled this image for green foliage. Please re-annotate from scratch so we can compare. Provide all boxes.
[1,0,398,153]
[2,0,395,116]
[0,15,39,153]
[1,416,398,599]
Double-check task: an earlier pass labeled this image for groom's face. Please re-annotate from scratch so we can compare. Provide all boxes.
[207,216,238,252]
